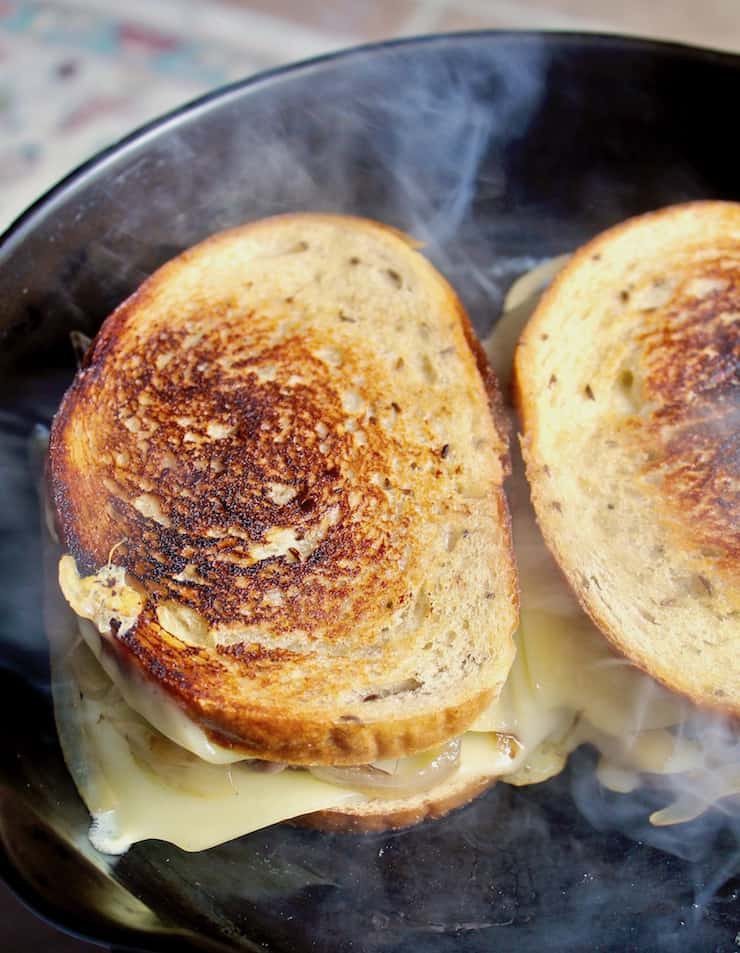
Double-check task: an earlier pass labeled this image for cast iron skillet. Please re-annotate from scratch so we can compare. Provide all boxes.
[0,31,738,953]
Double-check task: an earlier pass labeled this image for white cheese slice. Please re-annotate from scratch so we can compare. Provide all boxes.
[51,635,512,854]
[52,635,360,854]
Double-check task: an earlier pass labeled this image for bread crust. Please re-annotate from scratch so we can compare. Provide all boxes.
[514,201,739,717]
[294,773,495,832]
[49,214,519,764]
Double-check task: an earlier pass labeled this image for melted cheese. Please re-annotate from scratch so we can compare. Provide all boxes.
[51,636,512,854]
[59,556,142,637]
[59,556,245,765]
[470,459,695,779]
[52,637,358,853]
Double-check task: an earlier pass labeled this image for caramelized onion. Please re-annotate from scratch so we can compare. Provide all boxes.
[248,760,287,774]
[308,739,461,797]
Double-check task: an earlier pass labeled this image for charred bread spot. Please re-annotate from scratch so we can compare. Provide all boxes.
[634,253,739,570]
[385,268,403,289]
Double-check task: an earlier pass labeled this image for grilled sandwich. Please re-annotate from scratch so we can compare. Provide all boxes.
[514,201,739,716]
[48,213,520,847]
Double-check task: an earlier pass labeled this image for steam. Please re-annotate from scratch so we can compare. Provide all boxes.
[487,256,739,927]
[32,40,549,346]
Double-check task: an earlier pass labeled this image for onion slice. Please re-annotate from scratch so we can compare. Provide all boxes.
[248,760,287,774]
[309,739,461,797]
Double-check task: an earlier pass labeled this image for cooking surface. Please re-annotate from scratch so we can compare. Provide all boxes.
[0,13,740,953]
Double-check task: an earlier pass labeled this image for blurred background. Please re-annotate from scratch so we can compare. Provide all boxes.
[1,0,739,949]
[2,0,740,232]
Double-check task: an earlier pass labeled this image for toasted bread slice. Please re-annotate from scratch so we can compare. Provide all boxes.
[515,201,739,716]
[49,214,518,765]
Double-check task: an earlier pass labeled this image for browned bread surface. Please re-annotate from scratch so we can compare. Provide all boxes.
[515,201,739,715]
[295,773,495,832]
[50,214,518,764]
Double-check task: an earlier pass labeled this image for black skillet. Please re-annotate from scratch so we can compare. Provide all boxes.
[0,31,738,953]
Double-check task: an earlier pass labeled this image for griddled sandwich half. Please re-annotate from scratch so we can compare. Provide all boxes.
[515,201,740,716]
[48,214,519,838]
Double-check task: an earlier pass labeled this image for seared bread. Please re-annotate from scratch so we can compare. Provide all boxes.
[515,201,739,716]
[49,214,518,766]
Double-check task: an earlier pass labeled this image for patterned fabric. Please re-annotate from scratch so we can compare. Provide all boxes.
[0,0,306,230]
